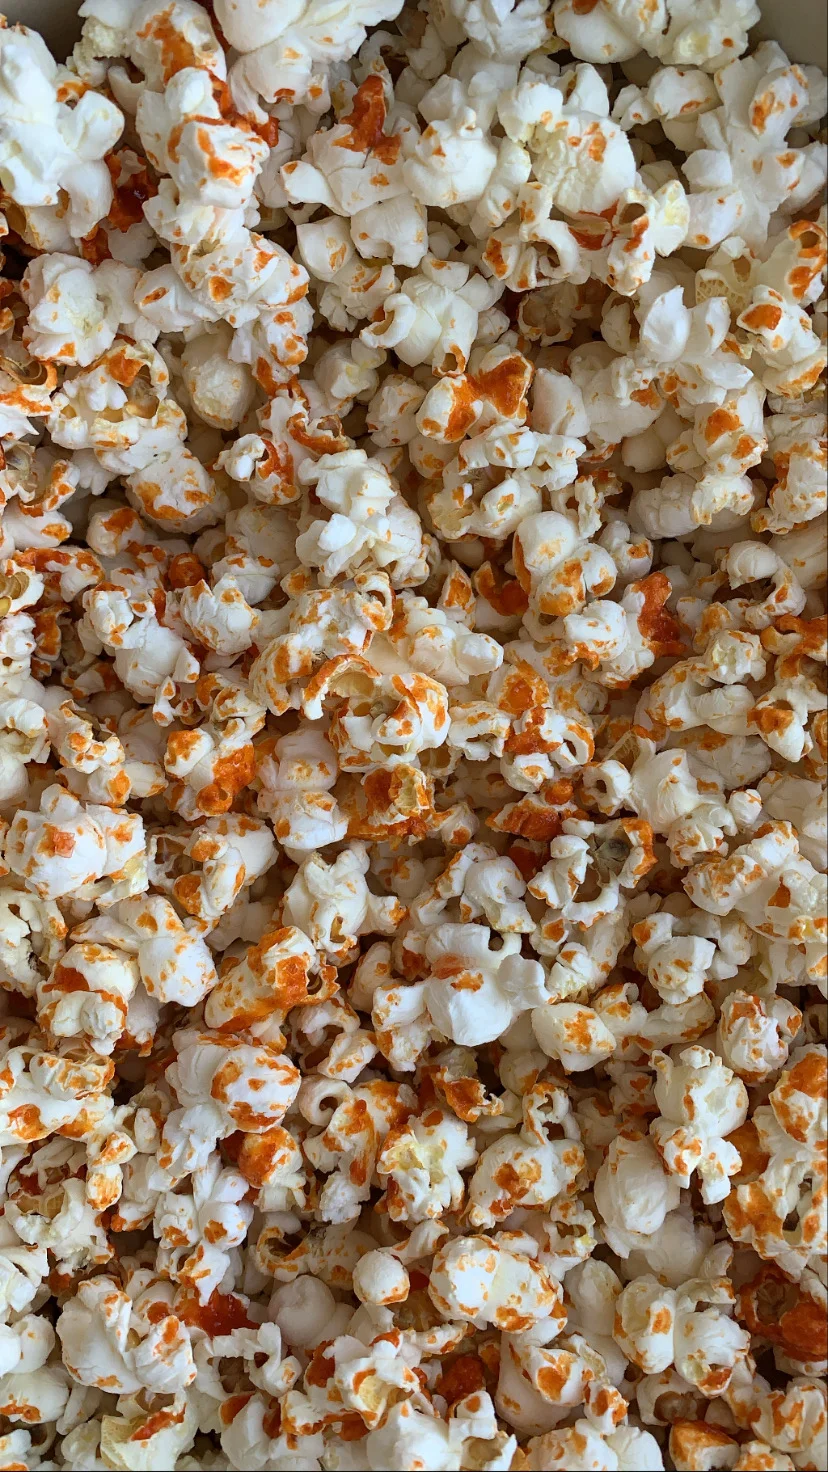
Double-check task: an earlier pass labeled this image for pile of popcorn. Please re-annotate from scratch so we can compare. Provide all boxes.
[0,0,825,1467]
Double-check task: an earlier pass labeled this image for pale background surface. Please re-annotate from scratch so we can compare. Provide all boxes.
[3,0,827,64]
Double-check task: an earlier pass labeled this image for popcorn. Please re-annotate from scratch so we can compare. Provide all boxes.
[513,510,617,626]
[684,44,828,249]
[362,256,503,374]
[204,924,328,1034]
[717,989,802,1081]
[421,922,547,1046]
[3,784,146,904]
[532,1000,618,1072]
[181,326,256,430]
[177,575,260,657]
[521,1416,664,1472]
[74,894,219,1007]
[404,107,498,208]
[723,1047,827,1277]
[296,448,430,587]
[650,1046,749,1203]
[594,1133,682,1257]
[468,1082,585,1227]
[0,886,66,997]
[44,334,164,441]
[136,67,267,211]
[0,0,825,1463]
[215,0,406,113]
[0,23,123,240]
[21,257,157,368]
[429,1233,565,1331]
[283,843,404,964]
[500,65,637,218]
[255,728,347,859]
[57,1273,195,1394]
[684,822,827,985]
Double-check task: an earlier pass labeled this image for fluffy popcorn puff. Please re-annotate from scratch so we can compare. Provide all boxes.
[684,822,827,987]
[255,727,347,859]
[429,1233,566,1332]
[296,447,430,587]
[21,255,157,368]
[532,1001,618,1072]
[513,509,617,627]
[682,43,827,249]
[613,1244,750,1396]
[2,784,146,904]
[500,62,636,215]
[716,988,802,1081]
[73,894,219,1007]
[283,843,404,964]
[594,1133,683,1258]
[723,1047,827,1278]
[0,22,123,243]
[650,1046,749,1203]
[468,1083,585,1227]
[57,1274,195,1395]
[0,0,826,1465]
[421,922,548,1046]
[204,923,331,1034]
[377,1107,477,1221]
[552,0,761,71]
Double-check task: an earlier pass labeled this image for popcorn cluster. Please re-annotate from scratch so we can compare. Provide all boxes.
[0,1,824,1468]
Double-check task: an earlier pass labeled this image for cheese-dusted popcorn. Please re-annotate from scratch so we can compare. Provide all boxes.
[283,843,404,963]
[716,989,802,1081]
[429,1232,564,1331]
[74,894,219,1007]
[3,784,146,904]
[1,0,825,1462]
[421,922,547,1046]
[22,256,157,368]
[650,1045,748,1203]
[468,1082,585,1227]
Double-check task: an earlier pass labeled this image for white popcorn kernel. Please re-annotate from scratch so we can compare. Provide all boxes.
[76,894,219,1007]
[468,1082,585,1228]
[514,509,616,624]
[177,575,259,656]
[594,1134,682,1256]
[614,1276,677,1374]
[37,940,139,1055]
[351,1250,410,1306]
[429,1233,565,1331]
[181,325,256,430]
[283,844,404,965]
[377,1106,476,1222]
[422,923,547,1047]
[126,445,227,533]
[21,256,146,368]
[256,728,346,860]
[296,448,429,587]
[532,1002,617,1072]
[3,785,108,900]
[56,1274,195,1394]
[404,109,498,207]
[717,989,802,1082]
[651,1046,749,1203]
[0,23,123,238]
